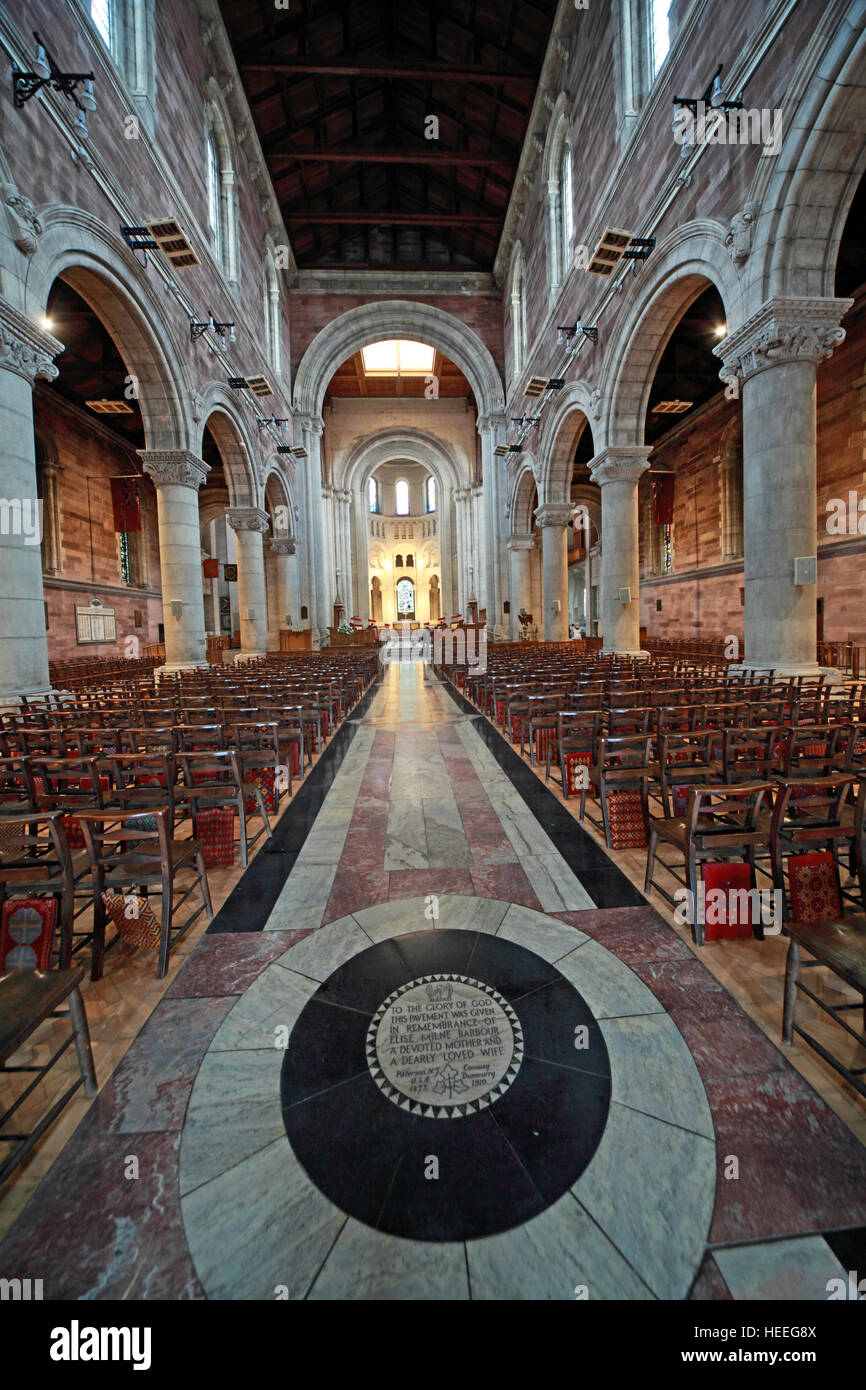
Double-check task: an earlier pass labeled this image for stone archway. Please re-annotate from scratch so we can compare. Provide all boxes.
[340,429,466,625]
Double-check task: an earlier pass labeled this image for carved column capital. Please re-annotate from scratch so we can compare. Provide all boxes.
[534,503,574,528]
[139,450,210,490]
[477,411,507,434]
[589,447,652,488]
[294,412,325,438]
[0,298,63,385]
[714,296,853,389]
[270,537,295,556]
[507,533,536,551]
[227,506,270,534]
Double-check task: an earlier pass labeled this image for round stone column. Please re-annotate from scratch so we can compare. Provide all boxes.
[268,536,295,647]
[507,534,535,638]
[534,504,572,641]
[139,450,210,674]
[228,508,270,662]
[589,448,651,656]
[715,297,852,677]
[0,299,64,707]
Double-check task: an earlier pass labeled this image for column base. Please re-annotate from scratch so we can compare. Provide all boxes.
[232,650,267,664]
[156,661,209,679]
[0,686,69,714]
[601,647,651,660]
[732,661,845,686]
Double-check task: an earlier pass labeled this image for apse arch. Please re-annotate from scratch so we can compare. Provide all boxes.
[29,208,192,451]
[600,221,740,449]
[293,301,505,420]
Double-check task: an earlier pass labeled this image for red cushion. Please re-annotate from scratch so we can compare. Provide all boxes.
[0,898,57,971]
[101,891,161,949]
[607,790,647,849]
[563,751,593,795]
[789,850,841,923]
[194,807,235,866]
[701,862,755,940]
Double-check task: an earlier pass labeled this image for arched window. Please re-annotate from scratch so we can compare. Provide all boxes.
[395,554,403,568]
[204,103,237,283]
[560,142,574,268]
[91,0,115,50]
[425,476,436,513]
[395,479,410,516]
[206,128,224,268]
[396,578,415,616]
[509,246,526,383]
[89,1,156,129]
[649,0,671,79]
[406,554,414,568]
[368,477,380,513]
[543,105,574,301]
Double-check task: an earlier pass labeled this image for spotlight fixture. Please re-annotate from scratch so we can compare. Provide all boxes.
[557,322,599,345]
[651,400,693,414]
[493,444,510,457]
[257,417,290,431]
[190,314,236,345]
[277,446,293,455]
[547,378,566,391]
[291,445,308,459]
[227,377,247,391]
[12,31,96,113]
[673,64,744,120]
[508,444,522,454]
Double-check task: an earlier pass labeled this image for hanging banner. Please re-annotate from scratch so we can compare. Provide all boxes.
[652,473,675,526]
[202,557,219,578]
[110,476,141,533]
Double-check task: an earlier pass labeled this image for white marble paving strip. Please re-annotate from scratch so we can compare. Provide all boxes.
[466,1192,656,1301]
[307,1218,470,1300]
[182,1138,346,1300]
[713,1236,847,1301]
[574,1102,715,1300]
[455,720,595,911]
[263,723,376,932]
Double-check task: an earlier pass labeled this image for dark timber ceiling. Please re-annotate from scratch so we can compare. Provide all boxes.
[218,0,558,270]
[324,348,472,402]
[44,280,145,449]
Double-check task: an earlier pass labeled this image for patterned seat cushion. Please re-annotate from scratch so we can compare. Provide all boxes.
[0,898,57,971]
[789,850,841,923]
[101,890,161,949]
[607,790,647,849]
[194,807,235,867]
[701,862,755,941]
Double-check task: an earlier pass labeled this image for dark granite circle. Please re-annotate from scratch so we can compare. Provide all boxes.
[281,927,612,1241]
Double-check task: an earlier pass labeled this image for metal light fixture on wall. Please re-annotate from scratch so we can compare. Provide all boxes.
[12,31,97,130]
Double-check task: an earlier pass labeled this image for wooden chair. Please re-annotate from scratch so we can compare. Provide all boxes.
[644,782,773,944]
[78,807,212,980]
[0,966,97,1185]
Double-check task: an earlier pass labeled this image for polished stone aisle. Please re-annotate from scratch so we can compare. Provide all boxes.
[1,663,866,1299]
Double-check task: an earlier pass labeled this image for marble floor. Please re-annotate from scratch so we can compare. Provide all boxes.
[2,661,866,1300]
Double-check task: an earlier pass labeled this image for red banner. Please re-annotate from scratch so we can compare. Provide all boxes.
[652,473,675,526]
[202,557,219,578]
[110,476,141,533]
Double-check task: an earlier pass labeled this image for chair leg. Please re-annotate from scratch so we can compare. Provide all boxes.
[644,827,658,892]
[197,851,214,920]
[91,890,107,982]
[157,886,173,979]
[782,939,800,1043]
[67,985,98,1098]
[687,848,702,946]
[237,795,248,867]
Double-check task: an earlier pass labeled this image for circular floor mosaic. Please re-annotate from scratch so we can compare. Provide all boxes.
[180,897,717,1299]
[281,929,612,1241]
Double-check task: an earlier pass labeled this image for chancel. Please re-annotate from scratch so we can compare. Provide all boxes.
[1,0,866,1332]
